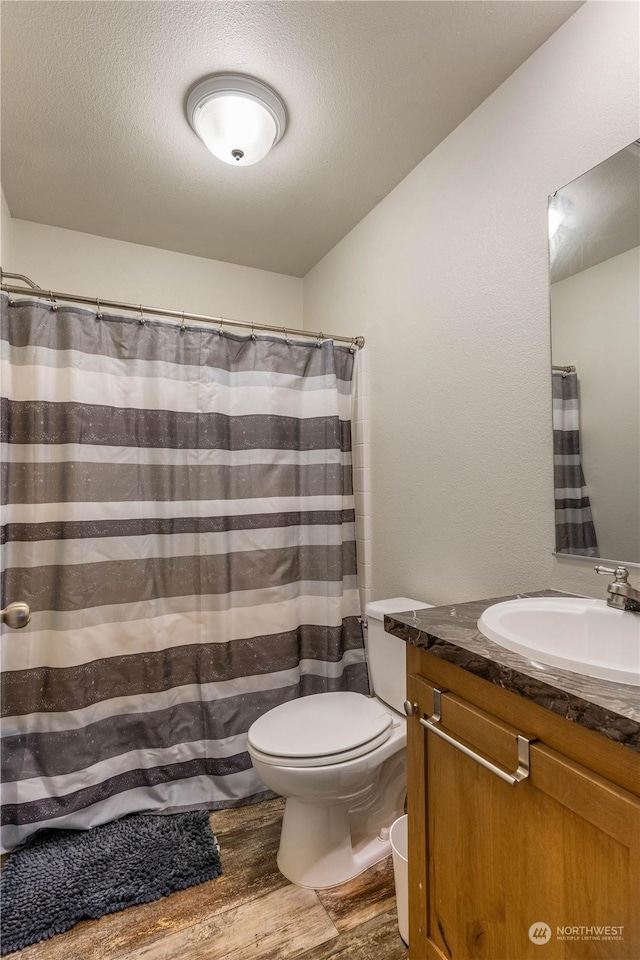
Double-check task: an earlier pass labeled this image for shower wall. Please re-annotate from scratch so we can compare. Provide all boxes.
[352,347,372,612]
[0,188,12,267]
[2,218,303,330]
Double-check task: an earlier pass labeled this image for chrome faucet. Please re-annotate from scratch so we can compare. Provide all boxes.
[594,565,640,613]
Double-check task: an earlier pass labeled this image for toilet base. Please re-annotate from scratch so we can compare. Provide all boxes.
[277,797,394,889]
[276,751,407,889]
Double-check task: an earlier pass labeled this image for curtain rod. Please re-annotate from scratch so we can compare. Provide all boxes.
[552,364,576,373]
[0,275,365,348]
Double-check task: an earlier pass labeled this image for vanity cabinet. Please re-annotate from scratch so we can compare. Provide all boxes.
[406,645,640,960]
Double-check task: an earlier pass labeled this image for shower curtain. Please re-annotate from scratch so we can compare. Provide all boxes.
[0,292,367,852]
[552,370,598,557]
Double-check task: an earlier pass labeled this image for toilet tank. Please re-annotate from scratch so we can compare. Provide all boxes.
[364,598,432,714]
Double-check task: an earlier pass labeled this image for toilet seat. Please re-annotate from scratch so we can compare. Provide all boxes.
[247,692,393,768]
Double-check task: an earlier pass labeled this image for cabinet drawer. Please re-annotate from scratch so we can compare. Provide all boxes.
[409,674,534,779]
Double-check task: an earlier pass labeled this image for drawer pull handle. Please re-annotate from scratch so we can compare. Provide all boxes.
[419,689,532,786]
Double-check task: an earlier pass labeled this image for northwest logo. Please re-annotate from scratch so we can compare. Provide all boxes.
[528,923,552,945]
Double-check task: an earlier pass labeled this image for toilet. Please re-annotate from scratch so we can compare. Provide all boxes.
[247,597,427,889]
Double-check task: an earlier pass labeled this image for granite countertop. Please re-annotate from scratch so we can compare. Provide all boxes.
[385,589,640,752]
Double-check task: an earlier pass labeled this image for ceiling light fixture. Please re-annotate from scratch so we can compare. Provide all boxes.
[186,74,287,167]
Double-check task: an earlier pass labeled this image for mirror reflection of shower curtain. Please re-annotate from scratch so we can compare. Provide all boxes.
[552,370,598,557]
[0,293,367,852]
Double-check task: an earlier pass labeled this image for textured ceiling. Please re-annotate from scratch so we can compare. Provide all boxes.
[1,0,583,277]
[550,142,640,283]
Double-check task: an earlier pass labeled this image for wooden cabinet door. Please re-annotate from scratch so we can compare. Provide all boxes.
[407,678,640,960]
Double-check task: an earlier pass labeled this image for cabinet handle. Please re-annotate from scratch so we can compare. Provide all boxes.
[419,689,532,786]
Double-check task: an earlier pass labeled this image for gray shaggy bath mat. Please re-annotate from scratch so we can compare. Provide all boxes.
[0,810,222,955]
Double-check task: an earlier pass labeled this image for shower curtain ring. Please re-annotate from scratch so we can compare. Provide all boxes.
[316,331,324,348]
[49,290,58,312]
[250,321,256,341]
[139,304,146,326]
[283,326,291,345]
[95,297,103,320]
[218,317,224,336]
[180,311,186,333]
[350,336,357,354]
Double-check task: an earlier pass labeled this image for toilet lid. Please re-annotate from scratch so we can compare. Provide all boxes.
[247,692,392,761]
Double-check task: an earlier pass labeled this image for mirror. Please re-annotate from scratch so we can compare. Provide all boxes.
[549,141,640,566]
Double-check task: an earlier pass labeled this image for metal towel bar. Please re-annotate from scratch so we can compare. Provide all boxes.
[419,688,532,786]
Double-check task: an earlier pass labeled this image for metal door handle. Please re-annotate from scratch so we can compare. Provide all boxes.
[420,688,532,786]
[1,601,31,629]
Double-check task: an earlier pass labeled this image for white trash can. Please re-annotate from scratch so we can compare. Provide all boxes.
[390,814,409,946]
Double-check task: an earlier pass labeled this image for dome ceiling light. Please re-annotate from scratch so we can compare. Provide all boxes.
[186,74,287,167]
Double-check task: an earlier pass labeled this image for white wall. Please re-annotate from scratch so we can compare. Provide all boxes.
[551,246,640,564]
[0,186,13,268]
[352,347,373,612]
[7,220,302,328]
[304,1,640,604]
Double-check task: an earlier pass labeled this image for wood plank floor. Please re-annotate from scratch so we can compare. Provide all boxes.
[5,798,408,960]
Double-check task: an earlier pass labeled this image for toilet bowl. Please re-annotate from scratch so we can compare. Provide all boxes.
[247,597,428,889]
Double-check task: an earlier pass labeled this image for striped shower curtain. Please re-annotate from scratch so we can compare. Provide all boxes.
[552,370,598,557]
[0,293,367,852]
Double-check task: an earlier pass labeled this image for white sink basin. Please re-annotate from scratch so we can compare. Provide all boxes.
[478,597,640,686]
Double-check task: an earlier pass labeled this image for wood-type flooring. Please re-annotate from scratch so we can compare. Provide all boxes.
[5,798,408,960]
